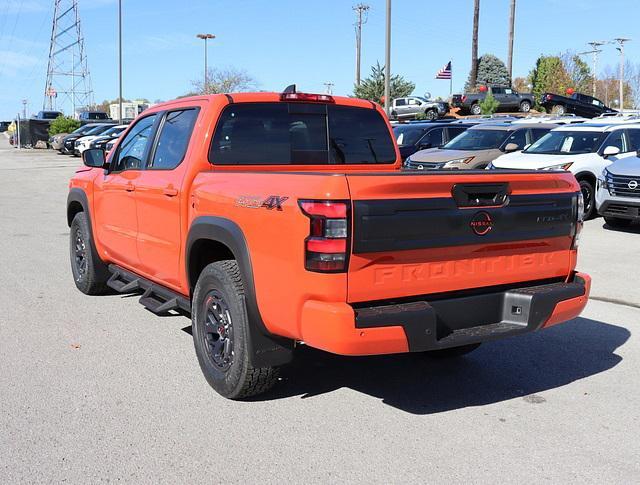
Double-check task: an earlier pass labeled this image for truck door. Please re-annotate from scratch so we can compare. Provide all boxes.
[93,113,158,268]
[134,107,200,290]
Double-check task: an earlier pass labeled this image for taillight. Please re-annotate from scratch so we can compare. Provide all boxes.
[461,95,467,103]
[281,92,335,103]
[299,200,350,273]
[572,192,584,250]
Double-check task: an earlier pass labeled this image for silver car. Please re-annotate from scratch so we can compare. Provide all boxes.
[597,154,640,227]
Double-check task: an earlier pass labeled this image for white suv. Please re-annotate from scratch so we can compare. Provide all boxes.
[596,154,640,227]
[489,124,640,218]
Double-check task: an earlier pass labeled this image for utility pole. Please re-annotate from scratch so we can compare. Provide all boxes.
[197,33,215,94]
[323,82,334,95]
[118,0,123,123]
[507,0,516,83]
[384,0,391,115]
[22,99,27,119]
[614,38,630,110]
[578,42,605,97]
[470,0,480,89]
[353,3,369,87]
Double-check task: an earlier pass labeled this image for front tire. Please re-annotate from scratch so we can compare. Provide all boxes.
[192,261,279,399]
[424,109,437,121]
[604,216,632,228]
[69,212,110,295]
[579,179,596,220]
[519,100,531,113]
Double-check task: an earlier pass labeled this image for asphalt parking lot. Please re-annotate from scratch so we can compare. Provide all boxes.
[1,136,639,483]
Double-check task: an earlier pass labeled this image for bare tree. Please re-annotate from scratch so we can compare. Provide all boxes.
[625,61,640,108]
[191,67,257,95]
[469,0,480,90]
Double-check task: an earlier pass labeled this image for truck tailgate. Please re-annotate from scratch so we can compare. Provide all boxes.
[346,171,579,303]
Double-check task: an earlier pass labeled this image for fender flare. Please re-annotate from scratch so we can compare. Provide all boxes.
[186,216,294,367]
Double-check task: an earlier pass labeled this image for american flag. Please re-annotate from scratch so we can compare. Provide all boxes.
[435,61,452,80]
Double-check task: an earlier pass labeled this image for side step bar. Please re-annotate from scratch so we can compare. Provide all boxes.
[107,265,191,316]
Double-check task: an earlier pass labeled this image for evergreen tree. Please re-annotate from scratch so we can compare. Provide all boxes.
[353,62,415,102]
[465,54,510,91]
[529,55,572,107]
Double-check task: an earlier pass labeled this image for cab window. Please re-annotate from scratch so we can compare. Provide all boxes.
[504,129,527,149]
[149,109,198,170]
[112,114,157,172]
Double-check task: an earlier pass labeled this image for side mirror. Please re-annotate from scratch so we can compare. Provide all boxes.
[82,148,107,168]
[602,145,620,158]
[504,143,520,152]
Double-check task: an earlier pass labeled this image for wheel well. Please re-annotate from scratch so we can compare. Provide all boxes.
[575,171,596,187]
[188,239,235,292]
[67,201,84,226]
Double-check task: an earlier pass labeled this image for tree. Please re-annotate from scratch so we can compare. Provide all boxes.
[352,62,415,102]
[528,55,571,107]
[561,51,593,94]
[469,0,480,89]
[626,61,640,108]
[479,92,500,114]
[191,66,257,95]
[49,115,80,136]
[465,54,510,90]
[512,76,529,93]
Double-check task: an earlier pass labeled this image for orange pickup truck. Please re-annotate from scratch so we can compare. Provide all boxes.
[68,87,590,399]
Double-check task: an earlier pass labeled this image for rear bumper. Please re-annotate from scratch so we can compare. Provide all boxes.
[299,272,590,356]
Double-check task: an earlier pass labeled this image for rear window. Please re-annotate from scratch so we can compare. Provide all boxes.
[209,103,396,165]
[393,126,427,146]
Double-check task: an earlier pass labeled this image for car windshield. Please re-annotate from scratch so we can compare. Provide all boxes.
[40,112,60,119]
[443,129,511,150]
[524,130,605,155]
[393,126,427,146]
[85,125,113,136]
[71,125,93,134]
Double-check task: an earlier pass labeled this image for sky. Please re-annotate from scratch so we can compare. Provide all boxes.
[0,0,639,119]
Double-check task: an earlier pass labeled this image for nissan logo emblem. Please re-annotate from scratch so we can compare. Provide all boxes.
[628,180,639,190]
[417,164,424,170]
[470,211,493,236]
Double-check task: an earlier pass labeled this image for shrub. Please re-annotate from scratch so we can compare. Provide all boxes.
[49,116,80,136]
[479,93,500,115]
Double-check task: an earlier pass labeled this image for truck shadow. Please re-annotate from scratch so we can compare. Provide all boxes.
[257,317,629,414]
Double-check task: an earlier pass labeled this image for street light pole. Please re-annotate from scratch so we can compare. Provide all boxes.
[118,0,123,123]
[384,0,391,115]
[197,33,215,94]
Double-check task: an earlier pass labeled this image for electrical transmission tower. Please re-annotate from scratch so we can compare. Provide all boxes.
[43,0,94,114]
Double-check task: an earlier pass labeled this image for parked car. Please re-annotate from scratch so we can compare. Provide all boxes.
[540,92,616,118]
[510,115,589,125]
[78,111,110,122]
[104,137,118,156]
[76,124,128,155]
[404,122,555,170]
[34,110,63,120]
[393,122,474,161]
[49,132,69,150]
[390,96,449,121]
[451,85,534,115]
[597,154,640,227]
[62,123,115,155]
[489,124,640,219]
[57,124,99,153]
[68,89,589,399]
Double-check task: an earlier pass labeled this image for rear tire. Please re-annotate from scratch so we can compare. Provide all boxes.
[425,109,437,121]
[579,179,596,220]
[192,261,279,399]
[604,216,632,228]
[519,100,531,113]
[426,343,481,359]
[551,104,565,116]
[69,212,110,295]
[470,103,482,115]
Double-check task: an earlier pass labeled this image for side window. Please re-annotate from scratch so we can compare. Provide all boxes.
[395,99,406,106]
[420,128,444,148]
[112,114,157,171]
[626,129,640,151]
[604,131,625,152]
[505,129,527,149]
[531,128,550,143]
[407,98,420,105]
[149,109,198,170]
[447,127,467,140]
[504,88,513,95]
[492,87,504,95]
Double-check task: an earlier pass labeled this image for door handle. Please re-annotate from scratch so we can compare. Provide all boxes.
[163,186,178,197]
[125,183,135,192]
